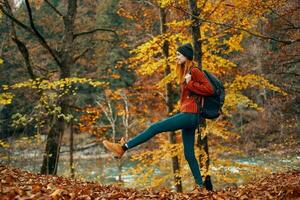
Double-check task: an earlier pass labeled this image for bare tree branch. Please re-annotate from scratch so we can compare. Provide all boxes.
[3,0,36,79]
[134,0,158,7]
[268,7,297,28]
[24,0,62,67]
[280,59,300,66]
[44,0,63,17]
[33,65,50,73]
[204,0,224,19]
[272,72,300,76]
[12,38,36,79]
[200,0,209,12]
[74,40,115,62]
[172,5,299,45]
[74,28,118,39]
[73,45,96,62]
[281,26,300,31]
[0,1,63,67]
[0,32,7,56]
[0,5,34,34]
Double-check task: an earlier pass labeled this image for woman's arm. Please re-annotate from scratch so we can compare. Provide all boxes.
[186,68,214,96]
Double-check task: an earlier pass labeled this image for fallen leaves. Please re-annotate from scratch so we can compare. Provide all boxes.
[0,165,299,199]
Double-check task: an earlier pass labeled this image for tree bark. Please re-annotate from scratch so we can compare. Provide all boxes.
[41,0,77,175]
[1,0,65,175]
[121,91,130,141]
[97,97,118,143]
[159,7,183,192]
[187,0,213,190]
[40,113,64,174]
[70,121,75,178]
[3,0,36,80]
[0,0,112,175]
[254,38,267,105]
[296,96,300,143]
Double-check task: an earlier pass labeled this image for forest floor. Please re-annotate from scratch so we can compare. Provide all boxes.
[0,165,299,200]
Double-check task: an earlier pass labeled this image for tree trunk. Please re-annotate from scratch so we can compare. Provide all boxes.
[196,126,213,190]
[188,0,213,190]
[159,7,183,192]
[4,0,35,79]
[296,96,300,143]
[41,0,77,175]
[70,121,75,178]
[40,110,65,174]
[254,39,267,105]
[112,123,116,143]
[117,160,123,183]
[297,114,300,143]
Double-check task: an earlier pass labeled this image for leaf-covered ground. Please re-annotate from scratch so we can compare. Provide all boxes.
[0,165,299,200]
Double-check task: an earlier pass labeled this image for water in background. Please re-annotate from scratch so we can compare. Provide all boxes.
[2,135,300,191]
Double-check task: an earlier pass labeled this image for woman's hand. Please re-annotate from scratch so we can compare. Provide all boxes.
[185,74,191,84]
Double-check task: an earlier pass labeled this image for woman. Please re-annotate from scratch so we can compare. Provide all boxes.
[103,43,214,187]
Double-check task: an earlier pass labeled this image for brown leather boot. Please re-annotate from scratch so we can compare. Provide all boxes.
[103,137,126,158]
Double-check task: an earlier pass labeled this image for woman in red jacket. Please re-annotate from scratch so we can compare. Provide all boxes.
[103,43,214,187]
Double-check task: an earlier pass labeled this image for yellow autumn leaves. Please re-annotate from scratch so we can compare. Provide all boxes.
[124,0,290,188]
[228,74,287,95]
[8,77,105,91]
[0,140,10,148]
[0,78,106,106]
[0,58,10,105]
[0,93,14,105]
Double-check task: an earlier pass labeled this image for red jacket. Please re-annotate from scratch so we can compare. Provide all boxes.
[180,68,214,113]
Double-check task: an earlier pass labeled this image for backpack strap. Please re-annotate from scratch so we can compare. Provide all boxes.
[187,66,203,108]
[187,66,205,131]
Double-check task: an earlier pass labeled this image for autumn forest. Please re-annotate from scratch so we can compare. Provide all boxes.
[0,0,299,199]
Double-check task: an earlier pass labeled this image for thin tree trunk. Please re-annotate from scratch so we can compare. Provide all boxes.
[117,160,123,183]
[121,92,130,141]
[41,112,65,174]
[159,7,183,192]
[255,39,267,105]
[112,124,116,143]
[70,121,75,178]
[188,0,213,190]
[297,115,300,143]
[296,96,300,143]
[96,97,117,143]
[4,0,36,80]
[196,125,213,190]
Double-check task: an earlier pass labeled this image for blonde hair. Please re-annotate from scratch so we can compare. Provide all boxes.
[176,60,195,84]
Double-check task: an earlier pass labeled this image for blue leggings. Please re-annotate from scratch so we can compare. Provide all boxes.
[126,112,203,186]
